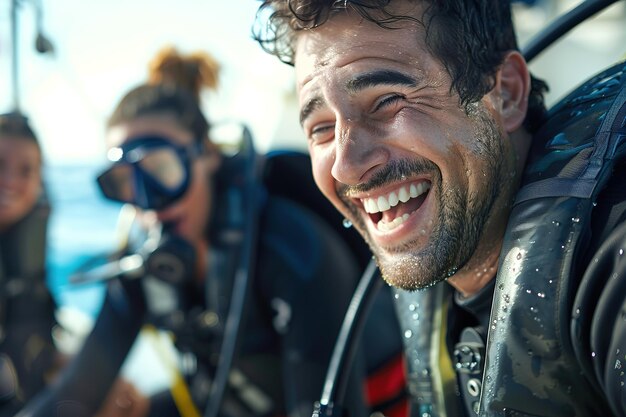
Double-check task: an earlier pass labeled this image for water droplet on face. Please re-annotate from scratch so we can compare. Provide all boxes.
[342,218,353,228]
[592,352,597,358]
[537,292,546,298]
[516,253,522,260]
[552,220,561,226]
[412,313,419,321]
[620,249,624,256]
[404,330,413,339]
[572,217,580,223]
[409,303,416,311]
[615,359,622,370]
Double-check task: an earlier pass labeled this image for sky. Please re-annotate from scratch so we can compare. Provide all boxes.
[1,0,625,164]
[0,0,303,163]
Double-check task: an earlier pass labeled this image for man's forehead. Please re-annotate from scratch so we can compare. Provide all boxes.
[293,14,427,93]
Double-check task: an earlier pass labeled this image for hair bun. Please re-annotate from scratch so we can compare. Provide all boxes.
[147,45,220,101]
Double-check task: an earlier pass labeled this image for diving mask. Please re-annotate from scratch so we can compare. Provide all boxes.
[97,135,201,210]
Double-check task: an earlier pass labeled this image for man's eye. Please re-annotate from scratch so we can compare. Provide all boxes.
[309,123,335,142]
[373,94,403,112]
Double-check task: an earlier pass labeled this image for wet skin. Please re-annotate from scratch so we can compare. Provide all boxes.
[294,4,531,295]
[0,136,42,232]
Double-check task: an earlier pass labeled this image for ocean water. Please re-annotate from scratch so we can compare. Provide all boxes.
[44,162,124,317]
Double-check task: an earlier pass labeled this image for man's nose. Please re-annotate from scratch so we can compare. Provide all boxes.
[331,120,388,186]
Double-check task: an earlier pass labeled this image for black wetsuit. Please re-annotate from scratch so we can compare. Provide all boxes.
[0,202,59,417]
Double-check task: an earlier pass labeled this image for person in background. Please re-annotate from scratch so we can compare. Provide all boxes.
[0,112,145,417]
[0,111,58,417]
[17,46,407,417]
[253,0,626,416]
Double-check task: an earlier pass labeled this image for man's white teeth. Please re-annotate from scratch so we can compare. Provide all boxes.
[377,213,410,232]
[363,182,430,214]
[377,196,390,211]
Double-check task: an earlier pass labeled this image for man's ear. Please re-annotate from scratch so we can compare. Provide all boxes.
[496,50,530,132]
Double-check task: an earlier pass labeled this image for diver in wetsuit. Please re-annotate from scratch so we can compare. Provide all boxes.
[0,112,59,417]
[251,0,626,415]
[16,46,406,417]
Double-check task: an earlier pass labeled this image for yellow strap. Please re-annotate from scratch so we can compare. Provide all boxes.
[437,293,458,413]
[143,326,202,417]
[430,284,460,417]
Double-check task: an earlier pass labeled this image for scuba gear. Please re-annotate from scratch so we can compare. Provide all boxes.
[523,0,622,63]
[21,124,265,417]
[479,59,626,417]
[313,260,383,417]
[96,135,201,210]
[0,194,59,416]
[392,284,459,417]
[0,354,18,404]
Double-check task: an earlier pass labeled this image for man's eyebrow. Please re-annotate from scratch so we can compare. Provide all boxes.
[346,70,418,93]
[299,96,325,126]
[299,70,418,126]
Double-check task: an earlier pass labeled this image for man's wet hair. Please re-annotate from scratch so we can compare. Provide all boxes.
[253,0,548,132]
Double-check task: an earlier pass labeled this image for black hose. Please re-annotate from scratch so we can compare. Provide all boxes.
[313,259,383,417]
[522,0,622,62]
[203,127,262,417]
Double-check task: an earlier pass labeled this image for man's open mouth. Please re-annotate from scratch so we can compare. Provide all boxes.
[360,180,431,232]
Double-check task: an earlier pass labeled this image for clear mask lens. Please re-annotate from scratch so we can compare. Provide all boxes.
[96,136,195,210]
